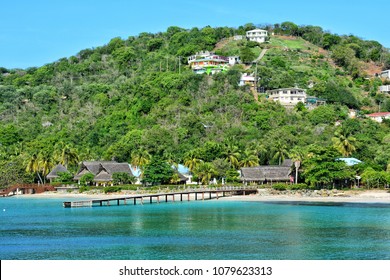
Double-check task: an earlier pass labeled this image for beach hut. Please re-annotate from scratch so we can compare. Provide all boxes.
[46,164,68,183]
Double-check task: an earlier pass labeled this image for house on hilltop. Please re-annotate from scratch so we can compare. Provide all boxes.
[74,161,134,186]
[246,29,268,43]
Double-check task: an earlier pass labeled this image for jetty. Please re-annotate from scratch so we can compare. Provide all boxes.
[63,186,258,208]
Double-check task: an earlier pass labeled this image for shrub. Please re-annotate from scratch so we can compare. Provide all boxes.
[272,183,288,191]
[103,186,122,193]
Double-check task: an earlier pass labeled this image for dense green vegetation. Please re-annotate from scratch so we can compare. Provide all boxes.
[0,22,389,189]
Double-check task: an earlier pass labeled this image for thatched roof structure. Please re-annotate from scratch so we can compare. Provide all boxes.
[74,161,133,183]
[240,159,293,183]
[46,164,68,181]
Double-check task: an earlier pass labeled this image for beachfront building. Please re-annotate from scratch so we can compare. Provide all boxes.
[73,161,134,186]
[380,70,390,79]
[266,87,307,107]
[365,112,390,123]
[246,29,268,43]
[46,164,68,183]
[187,51,240,75]
[240,159,292,184]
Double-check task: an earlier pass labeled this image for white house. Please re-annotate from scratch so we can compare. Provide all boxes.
[379,85,390,93]
[246,29,268,43]
[380,70,390,79]
[266,87,307,107]
[239,73,256,87]
[366,112,390,123]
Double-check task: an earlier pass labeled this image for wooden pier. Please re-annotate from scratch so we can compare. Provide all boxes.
[63,186,258,208]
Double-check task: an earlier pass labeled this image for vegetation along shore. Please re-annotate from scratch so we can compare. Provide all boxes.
[1,22,390,194]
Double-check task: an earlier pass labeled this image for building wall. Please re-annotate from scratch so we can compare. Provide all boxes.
[246,29,268,43]
[267,88,307,106]
[381,70,390,79]
[379,85,390,93]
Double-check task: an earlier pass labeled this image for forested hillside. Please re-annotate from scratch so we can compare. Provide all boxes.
[1,22,389,188]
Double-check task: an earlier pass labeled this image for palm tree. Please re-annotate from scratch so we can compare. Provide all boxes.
[183,150,202,172]
[221,143,241,169]
[240,149,259,167]
[38,152,54,183]
[193,162,217,185]
[332,130,357,157]
[57,144,79,169]
[131,149,151,177]
[25,153,43,184]
[272,141,288,165]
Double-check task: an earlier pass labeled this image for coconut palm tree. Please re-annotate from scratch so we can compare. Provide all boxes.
[57,144,79,169]
[183,150,202,172]
[221,143,241,169]
[240,149,259,167]
[332,130,357,157]
[25,153,44,184]
[38,152,54,183]
[271,141,288,165]
[131,148,151,177]
[193,162,217,185]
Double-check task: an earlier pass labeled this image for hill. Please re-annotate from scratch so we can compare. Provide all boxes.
[0,22,389,188]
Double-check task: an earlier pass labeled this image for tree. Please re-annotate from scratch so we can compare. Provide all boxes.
[193,162,217,185]
[142,157,173,185]
[80,173,94,186]
[56,143,79,169]
[240,46,256,64]
[332,129,357,157]
[271,141,288,165]
[25,153,44,184]
[112,172,136,185]
[131,149,151,177]
[240,149,259,167]
[183,150,202,172]
[302,146,354,188]
[221,144,241,169]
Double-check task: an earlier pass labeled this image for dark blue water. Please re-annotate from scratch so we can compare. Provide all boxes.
[1,197,390,260]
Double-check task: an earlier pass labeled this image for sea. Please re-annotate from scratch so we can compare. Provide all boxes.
[1,196,390,260]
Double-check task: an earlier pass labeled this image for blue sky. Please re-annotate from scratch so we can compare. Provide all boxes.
[1,0,389,69]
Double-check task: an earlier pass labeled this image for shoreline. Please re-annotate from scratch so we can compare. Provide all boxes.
[7,189,390,204]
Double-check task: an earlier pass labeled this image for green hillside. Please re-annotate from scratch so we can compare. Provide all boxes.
[1,22,389,188]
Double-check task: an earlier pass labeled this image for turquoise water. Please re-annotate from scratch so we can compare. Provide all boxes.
[1,197,390,260]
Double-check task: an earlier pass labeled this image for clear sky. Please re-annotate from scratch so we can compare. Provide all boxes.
[1,0,389,69]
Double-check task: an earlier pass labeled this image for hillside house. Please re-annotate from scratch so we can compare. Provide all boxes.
[187,51,240,75]
[306,96,326,108]
[366,112,390,123]
[379,85,390,93]
[239,73,256,88]
[380,70,390,79]
[74,161,134,186]
[246,29,268,43]
[266,87,307,107]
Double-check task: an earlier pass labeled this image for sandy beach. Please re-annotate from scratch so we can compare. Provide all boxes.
[15,188,390,204]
